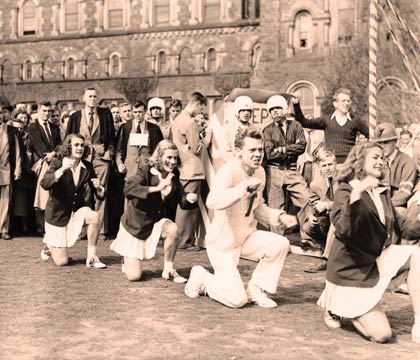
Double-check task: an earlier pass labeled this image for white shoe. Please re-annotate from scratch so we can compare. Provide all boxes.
[412,323,420,343]
[86,255,107,269]
[324,310,341,329]
[246,283,277,308]
[40,246,51,261]
[184,265,207,298]
[162,270,187,283]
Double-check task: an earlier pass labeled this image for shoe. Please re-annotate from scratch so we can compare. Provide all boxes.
[304,261,327,273]
[412,323,420,343]
[247,283,277,308]
[1,233,11,240]
[162,270,187,283]
[301,240,323,252]
[184,265,207,298]
[86,255,107,269]
[98,234,107,241]
[179,243,201,252]
[324,310,341,329]
[40,245,51,261]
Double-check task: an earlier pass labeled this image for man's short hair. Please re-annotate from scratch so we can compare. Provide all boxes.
[234,126,263,149]
[189,92,207,106]
[133,100,146,109]
[83,87,96,95]
[315,147,336,163]
[119,102,131,109]
[333,88,351,101]
[169,99,182,108]
[38,101,52,108]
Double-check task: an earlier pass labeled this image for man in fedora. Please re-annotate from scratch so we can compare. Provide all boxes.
[373,122,417,208]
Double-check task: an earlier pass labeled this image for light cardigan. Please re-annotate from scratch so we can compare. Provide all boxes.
[206,159,282,251]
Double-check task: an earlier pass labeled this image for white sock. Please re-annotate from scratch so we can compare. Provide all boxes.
[87,245,96,258]
[163,261,174,274]
[415,315,420,326]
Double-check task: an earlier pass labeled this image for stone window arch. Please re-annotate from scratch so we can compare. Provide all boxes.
[206,48,217,72]
[64,57,76,79]
[156,51,167,74]
[22,59,33,80]
[294,10,314,50]
[287,80,320,117]
[109,53,121,76]
[19,0,38,37]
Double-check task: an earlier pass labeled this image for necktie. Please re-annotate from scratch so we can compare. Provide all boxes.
[43,121,53,145]
[382,160,391,187]
[278,122,286,143]
[327,177,334,200]
[88,111,94,133]
[136,122,141,133]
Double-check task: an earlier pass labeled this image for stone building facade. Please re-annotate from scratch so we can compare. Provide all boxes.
[0,0,415,120]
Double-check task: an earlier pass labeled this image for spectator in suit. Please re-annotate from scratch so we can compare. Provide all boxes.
[66,87,115,241]
[0,104,22,240]
[28,101,61,236]
[116,101,163,180]
[172,92,209,250]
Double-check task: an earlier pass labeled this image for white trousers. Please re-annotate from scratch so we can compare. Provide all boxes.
[204,230,290,308]
[0,184,10,233]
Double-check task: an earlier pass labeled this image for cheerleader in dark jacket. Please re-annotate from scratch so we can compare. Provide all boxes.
[40,134,106,269]
[318,142,420,344]
[110,140,197,282]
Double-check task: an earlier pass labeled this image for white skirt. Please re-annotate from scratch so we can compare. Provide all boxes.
[110,218,170,260]
[317,244,415,318]
[43,207,90,248]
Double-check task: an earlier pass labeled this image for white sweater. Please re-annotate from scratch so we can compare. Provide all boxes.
[206,159,281,251]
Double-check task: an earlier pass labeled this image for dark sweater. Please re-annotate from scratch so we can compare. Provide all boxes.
[293,103,368,161]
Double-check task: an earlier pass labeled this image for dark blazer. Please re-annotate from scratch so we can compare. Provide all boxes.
[41,158,104,227]
[27,121,61,163]
[116,121,163,163]
[120,166,193,240]
[327,182,420,288]
[66,107,115,151]
[1,125,19,180]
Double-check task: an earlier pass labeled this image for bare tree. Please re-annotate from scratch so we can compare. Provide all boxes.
[115,77,159,103]
[212,71,250,97]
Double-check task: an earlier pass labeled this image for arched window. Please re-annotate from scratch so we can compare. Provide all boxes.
[65,57,75,78]
[206,48,217,72]
[22,0,37,36]
[109,54,121,76]
[294,11,313,50]
[288,82,319,117]
[64,0,79,32]
[24,60,32,80]
[157,51,167,73]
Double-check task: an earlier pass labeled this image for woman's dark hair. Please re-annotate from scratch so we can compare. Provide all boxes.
[336,142,384,183]
[148,140,180,171]
[58,133,89,159]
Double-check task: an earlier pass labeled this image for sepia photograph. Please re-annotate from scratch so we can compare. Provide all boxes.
[1,0,420,359]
